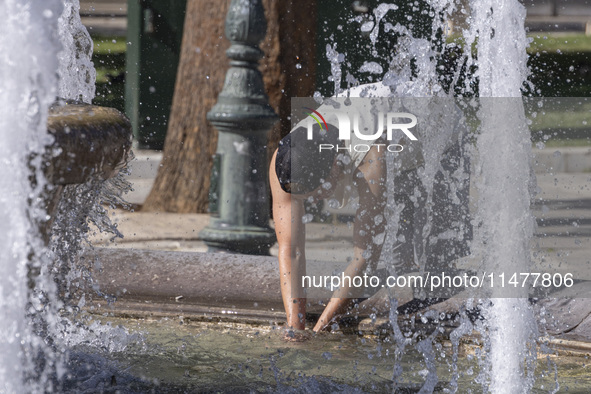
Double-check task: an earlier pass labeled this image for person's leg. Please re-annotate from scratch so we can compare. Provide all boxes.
[270,151,307,332]
[276,199,307,331]
[313,147,386,332]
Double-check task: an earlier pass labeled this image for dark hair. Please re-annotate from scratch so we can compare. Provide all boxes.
[275,124,339,194]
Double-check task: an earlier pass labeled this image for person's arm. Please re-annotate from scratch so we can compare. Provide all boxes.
[270,150,307,330]
[313,146,386,332]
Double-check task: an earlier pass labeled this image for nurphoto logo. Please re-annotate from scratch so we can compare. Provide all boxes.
[303,108,418,153]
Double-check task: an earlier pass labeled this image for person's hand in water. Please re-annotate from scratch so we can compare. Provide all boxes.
[282,327,312,342]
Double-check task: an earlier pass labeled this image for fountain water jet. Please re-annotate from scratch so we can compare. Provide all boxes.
[322,0,542,391]
[0,0,133,390]
[466,0,538,391]
[0,0,63,391]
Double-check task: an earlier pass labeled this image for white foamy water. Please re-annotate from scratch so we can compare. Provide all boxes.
[465,0,538,391]
[0,0,108,390]
[0,1,63,391]
[0,0,541,391]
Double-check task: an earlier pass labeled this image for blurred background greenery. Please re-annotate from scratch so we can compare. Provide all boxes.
[92,36,126,113]
[91,33,591,107]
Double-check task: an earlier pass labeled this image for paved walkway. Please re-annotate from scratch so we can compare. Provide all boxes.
[90,145,591,256]
[91,147,591,261]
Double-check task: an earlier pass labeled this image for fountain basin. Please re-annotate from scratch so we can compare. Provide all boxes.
[39,101,132,242]
[60,314,591,393]
[82,246,591,347]
[45,101,132,186]
[71,246,591,392]
[84,248,284,322]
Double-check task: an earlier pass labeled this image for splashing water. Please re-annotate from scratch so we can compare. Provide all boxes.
[51,0,131,308]
[58,0,96,103]
[326,43,346,96]
[466,0,538,391]
[0,1,63,391]
[325,0,539,392]
[0,0,542,391]
[0,0,132,390]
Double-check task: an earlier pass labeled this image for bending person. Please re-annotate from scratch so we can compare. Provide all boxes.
[270,125,387,337]
[269,81,468,339]
[271,83,404,339]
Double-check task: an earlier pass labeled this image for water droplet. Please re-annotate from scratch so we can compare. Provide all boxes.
[295,63,302,69]
[327,198,340,209]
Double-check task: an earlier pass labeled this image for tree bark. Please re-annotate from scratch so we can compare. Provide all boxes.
[261,1,318,150]
[143,0,317,213]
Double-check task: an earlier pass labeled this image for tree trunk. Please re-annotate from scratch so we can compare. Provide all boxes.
[142,0,317,213]
[261,1,319,151]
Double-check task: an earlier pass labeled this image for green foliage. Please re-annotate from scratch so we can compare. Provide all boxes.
[92,36,126,112]
[542,138,591,147]
[527,51,591,97]
[526,35,591,98]
[528,34,591,54]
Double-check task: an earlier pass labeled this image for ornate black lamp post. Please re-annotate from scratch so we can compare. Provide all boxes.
[199,0,277,255]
